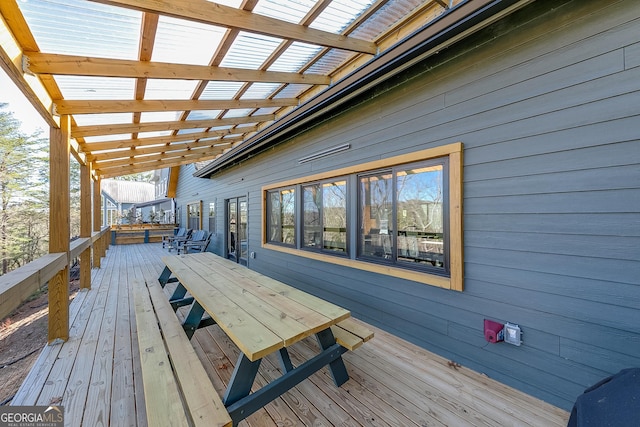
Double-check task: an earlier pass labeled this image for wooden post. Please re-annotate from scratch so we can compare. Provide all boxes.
[80,162,92,289]
[93,177,102,268]
[48,115,71,343]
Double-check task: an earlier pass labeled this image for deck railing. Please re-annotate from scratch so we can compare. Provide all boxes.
[111,223,176,245]
[0,226,111,322]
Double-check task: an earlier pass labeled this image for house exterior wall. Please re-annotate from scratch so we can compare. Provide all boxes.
[174,0,640,410]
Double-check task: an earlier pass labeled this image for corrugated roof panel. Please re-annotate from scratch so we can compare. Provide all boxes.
[274,84,312,99]
[83,134,133,143]
[73,113,132,127]
[305,49,352,75]
[200,81,245,100]
[219,32,281,70]
[139,112,182,123]
[187,111,223,121]
[54,76,135,100]
[253,107,282,116]
[20,0,140,60]
[350,0,427,41]
[310,0,375,34]
[268,42,322,73]
[177,128,210,135]
[222,109,254,118]
[152,16,225,66]
[253,0,315,24]
[240,83,281,99]
[144,79,199,100]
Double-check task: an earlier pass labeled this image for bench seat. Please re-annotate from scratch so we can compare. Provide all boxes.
[133,279,231,427]
[331,318,374,351]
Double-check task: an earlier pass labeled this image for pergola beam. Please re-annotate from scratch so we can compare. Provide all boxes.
[89,136,241,162]
[93,145,227,170]
[86,0,377,54]
[80,126,258,152]
[72,114,274,138]
[24,52,331,85]
[97,152,224,178]
[54,98,298,115]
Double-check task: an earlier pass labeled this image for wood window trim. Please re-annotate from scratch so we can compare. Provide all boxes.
[262,142,463,292]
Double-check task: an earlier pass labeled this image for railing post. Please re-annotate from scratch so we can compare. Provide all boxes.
[93,178,102,268]
[80,163,92,289]
[48,115,71,343]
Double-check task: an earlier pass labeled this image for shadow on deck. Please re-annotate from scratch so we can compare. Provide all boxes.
[11,244,570,426]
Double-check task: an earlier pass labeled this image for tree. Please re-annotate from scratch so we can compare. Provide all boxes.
[115,172,154,182]
[0,103,48,274]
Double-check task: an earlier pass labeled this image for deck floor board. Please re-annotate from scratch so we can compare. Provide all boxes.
[12,244,570,426]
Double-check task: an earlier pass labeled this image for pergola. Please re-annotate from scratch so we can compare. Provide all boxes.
[1,0,460,180]
[0,0,462,342]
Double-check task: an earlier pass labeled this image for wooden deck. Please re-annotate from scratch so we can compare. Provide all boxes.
[12,244,570,426]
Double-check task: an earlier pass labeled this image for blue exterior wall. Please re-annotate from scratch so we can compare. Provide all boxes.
[173,0,640,410]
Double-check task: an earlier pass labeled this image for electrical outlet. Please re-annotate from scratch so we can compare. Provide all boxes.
[504,322,522,346]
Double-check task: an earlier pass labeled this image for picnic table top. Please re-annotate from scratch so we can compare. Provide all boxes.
[161,252,351,361]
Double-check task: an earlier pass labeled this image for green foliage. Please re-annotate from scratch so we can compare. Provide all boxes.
[114,172,154,182]
[0,103,49,274]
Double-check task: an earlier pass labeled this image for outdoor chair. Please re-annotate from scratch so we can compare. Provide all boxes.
[167,228,193,252]
[162,227,187,248]
[178,230,211,254]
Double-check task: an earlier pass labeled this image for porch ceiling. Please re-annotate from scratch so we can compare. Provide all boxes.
[0,0,458,179]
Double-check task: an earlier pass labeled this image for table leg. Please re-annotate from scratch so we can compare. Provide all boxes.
[316,328,349,386]
[278,348,294,372]
[224,353,261,406]
[158,266,172,287]
[182,300,205,339]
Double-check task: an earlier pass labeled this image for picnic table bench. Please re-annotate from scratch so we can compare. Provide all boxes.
[133,278,232,427]
[157,252,373,425]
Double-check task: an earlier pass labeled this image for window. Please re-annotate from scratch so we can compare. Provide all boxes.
[302,180,347,253]
[266,188,295,246]
[187,201,202,230]
[208,202,216,233]
[359,160,446,275]
[262,143,463,291]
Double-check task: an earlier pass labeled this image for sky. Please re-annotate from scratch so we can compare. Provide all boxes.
[0,68,48,137]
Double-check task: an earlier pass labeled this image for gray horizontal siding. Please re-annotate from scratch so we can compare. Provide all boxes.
[173,0,640,410]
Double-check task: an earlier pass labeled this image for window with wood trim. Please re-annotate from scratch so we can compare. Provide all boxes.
[302,179,347,254]
[359,159,447,275]
[266,188,296,246]
[262,142,463,291]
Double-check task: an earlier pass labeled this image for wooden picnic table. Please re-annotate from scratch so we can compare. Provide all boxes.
[158,252,359,425]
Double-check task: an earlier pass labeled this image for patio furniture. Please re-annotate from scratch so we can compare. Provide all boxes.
[177,230,211,255]
[163,227,189,249]
[158,252,374,425]
[133,278,231,427]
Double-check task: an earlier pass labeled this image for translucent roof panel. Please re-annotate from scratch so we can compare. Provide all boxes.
[83,134,134,144]
[240,83,281,99]
[207,0,243,8]
[187,111,223,121]
[20,0,140,60]
[310,0,375,34]
[144,79,199,100]
[253,107,282,116]
[219,32,282,70]
[139,112,182,123]
[54,76,135,100]
[73,113,133,127]
[268,42,322,73]
[177,128,211,135]
[274,84,312,99]
[152,16,226,66]
[306,49,353,75]
[350,0,426,40]
[253,0,316,24]
[222,109,255,119]
[201,82,245,100]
